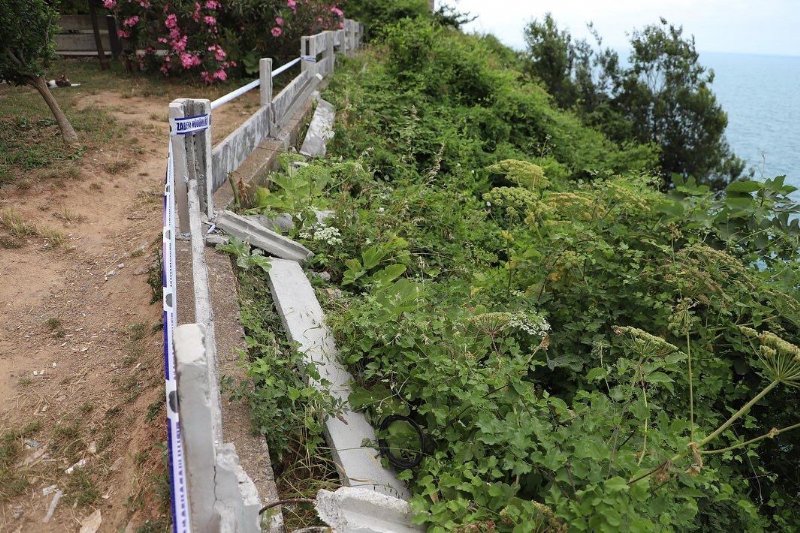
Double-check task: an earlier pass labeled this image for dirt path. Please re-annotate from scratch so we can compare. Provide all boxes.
[0,85,258,532]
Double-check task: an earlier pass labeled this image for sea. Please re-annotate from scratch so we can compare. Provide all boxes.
[701,52,799,192]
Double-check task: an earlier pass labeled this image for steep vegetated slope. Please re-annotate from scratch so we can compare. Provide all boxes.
[234,18,800,531]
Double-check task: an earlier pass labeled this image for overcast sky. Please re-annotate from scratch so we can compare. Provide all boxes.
[440,0,800,57]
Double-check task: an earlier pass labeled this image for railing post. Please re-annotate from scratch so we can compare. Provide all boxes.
[169,100,190,234]
[301,35,316,76]
[171,99,214,218]
[323,31,334,76]
[259,58,272,107]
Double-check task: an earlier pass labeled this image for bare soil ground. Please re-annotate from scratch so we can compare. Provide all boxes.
[0,59,260,532]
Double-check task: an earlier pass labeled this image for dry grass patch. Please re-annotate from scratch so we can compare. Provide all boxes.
[0,208,67,248]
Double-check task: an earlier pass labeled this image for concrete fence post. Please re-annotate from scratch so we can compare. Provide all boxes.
[259,58,272,107]
[325,31,335,76]
[170,98,214,219]
[301,35,313,75]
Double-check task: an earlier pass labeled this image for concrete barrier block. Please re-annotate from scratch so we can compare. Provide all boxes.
[267,259,409,499]
[174,323,217,530]
[215,210,313,262]
[316,487,421,532]
[300,99,335,158]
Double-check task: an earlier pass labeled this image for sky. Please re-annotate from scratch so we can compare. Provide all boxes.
[439,0,800,57]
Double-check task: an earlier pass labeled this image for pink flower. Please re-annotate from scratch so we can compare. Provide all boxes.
[271,26,282,37]
[338,21,345,29]
[208,44,227,61]
[193,2,202,21]
[201,71,212,83]
[138,0,151,7]
[102,0,116,8]
[287,0,297,12]
[117,29,130,39]
[204,15,217,26]
[331,6,344,18]
[165,14,178,29]
[123,16,139,27]
[180,53,202,69]
[275,16,284,26]
[205,0,220,9]
[171,35,188,52]
[213,69,227,81]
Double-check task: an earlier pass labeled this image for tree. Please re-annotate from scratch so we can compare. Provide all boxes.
[522,13,577,108]
[612,19,744,188]
[0,0,79,145]
[523,16,744,188]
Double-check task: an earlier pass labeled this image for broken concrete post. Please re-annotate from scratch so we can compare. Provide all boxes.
[214,443,261,533]
[267,258,409,499]
[316,487,422,532]
[174,323,217,530]
[259,58,272,107]
[300,99,335,158]
[215,210,313,262]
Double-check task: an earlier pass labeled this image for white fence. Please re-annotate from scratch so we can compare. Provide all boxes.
[161,19,363,533]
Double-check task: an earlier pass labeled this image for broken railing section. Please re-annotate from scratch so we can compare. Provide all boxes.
[164,20,370,533]
[174,324,261,532]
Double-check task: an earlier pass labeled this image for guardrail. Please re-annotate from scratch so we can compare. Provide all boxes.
[161,19,363,533]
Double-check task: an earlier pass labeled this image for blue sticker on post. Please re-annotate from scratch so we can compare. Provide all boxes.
[171,113,210,135]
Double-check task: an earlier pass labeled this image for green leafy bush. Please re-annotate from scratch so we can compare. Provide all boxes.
[234,17,800,531]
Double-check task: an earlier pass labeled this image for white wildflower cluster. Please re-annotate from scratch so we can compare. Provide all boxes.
[508,312,550,337]
[298,223,343,246]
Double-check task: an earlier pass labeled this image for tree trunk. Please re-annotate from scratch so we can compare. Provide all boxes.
[88,0,110,70]
[28,76,79,146]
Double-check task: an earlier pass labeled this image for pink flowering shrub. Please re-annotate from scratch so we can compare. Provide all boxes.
[106,0,345,82]
[223,0,345,69]
[107,0,233,81]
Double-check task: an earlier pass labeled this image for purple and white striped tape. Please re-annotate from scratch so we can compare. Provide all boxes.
[162,143,192,532]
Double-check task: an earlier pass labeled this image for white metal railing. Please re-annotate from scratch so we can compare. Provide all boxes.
[209,56,303,111]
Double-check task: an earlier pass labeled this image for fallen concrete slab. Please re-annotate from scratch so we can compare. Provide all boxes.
[266,258,409,500]
[316,487,421,532]
[215,210,312,262]
[299,99,335,158]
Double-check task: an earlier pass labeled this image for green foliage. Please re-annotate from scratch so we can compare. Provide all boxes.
[230,16,800,531]
[327,20,658,186]
[345,0,431,39]
[523,15,744,188]
[285,23,800,529]
[217,240,339,459]
[0,0,59,84]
